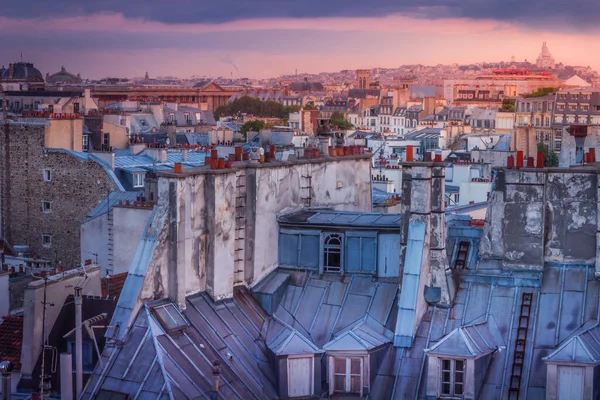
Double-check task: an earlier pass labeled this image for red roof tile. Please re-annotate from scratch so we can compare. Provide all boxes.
[0,316,23,370]
[101,272,128,298]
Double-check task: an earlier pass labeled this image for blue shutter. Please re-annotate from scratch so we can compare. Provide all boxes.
[345,236,361,272]
[361,236,377,273]
[280,229,320,269]
[377,234,401,277]
[345,231,378,274]
[299,231,320,269]
[279,231,299,266]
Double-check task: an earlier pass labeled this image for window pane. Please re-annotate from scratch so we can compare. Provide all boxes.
[455,371,463,383]
[442,359,450,371]
[442,371,450,383]
[455,360,464,372]
[442,383,451,395]
[350,358,361,374]
[334,375,346,391]
[455,383,463,395]
[350,376,361,393]
[334,358,346,373]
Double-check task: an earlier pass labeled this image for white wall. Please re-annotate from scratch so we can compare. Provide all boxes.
[138,156,373,305]
[80,215,110,274]
[459,181,491,205]
[113,207,153,275]
[0,272,8,317]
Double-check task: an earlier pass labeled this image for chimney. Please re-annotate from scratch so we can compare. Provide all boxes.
[395,162,453,348]
[1,361,13,400]
[182,148,189,162]
[60,353,73,400]
[7,64,13,80]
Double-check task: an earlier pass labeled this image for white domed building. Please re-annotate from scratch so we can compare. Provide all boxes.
[536,42,555,69]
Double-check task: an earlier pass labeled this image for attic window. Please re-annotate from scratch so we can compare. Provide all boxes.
[132,173,144,188]
[441,358,464,397]
[151,303,188,332]
[323,233,343,273]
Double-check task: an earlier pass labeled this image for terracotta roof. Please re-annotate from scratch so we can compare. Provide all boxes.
[0,316,23,369]
[101,272,128,298]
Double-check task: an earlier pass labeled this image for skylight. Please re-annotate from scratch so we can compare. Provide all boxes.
[151,303,188,332]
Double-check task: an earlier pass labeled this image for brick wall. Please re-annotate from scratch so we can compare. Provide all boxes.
[0,122,116,266]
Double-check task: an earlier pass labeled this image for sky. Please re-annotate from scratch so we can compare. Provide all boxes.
[1,1,599,79]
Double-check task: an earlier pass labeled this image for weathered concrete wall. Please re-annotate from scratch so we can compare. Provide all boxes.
[20,267,101,377]
[139,155,372,303]
[0,123,117,266]
[112,206,153,275]
[480,168,599,271]
[248,157,372,286]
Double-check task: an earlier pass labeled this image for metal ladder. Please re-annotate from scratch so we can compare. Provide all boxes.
[107,208,114,272]
[234,171,246,286]
[454,241,470,269]
[508,292,533,399]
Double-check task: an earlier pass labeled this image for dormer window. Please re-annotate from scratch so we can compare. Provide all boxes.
[441,358,465,397]
[323,233,343,273]
[132,173,144,188]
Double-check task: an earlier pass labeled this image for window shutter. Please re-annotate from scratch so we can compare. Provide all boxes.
[299,232,320,269]
[279,232,299,266]
[345,231,377,274]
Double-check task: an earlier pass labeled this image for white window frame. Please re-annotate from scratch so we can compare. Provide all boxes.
[287,356,314,398]
[132,173,144,188]
[322,233,343,274]
[42,234,52,248]
[43,169,52,182]
[82,135,89,151]
[329,356,364,396]
[440,358,465,398]
[42,201,51,213]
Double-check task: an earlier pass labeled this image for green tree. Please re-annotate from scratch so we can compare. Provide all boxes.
[526,87,558,98]
[213,96,287,120]
[330,111,354,130]
[240,120,264,139]
[501,98,515,112]
[303,104,316,111]
[537,142,559,167]
[283,105,301,114]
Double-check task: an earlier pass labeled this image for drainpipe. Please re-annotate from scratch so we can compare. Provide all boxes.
[211,360,221,400]
[74,287,83,398]
[0,360,13,400]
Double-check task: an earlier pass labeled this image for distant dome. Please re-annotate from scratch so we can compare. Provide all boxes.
[541,42,551,57]
[0,62,43,81]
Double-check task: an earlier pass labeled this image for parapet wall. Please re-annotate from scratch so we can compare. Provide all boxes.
[480,167,599,273]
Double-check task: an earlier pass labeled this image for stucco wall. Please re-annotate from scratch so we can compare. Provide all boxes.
[102,121,129,150]
[139,155,372,303]
[80,214,110,272]
[112,206,153,275]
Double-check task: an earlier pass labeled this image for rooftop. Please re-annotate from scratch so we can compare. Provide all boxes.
[278,209,401,229]
[0,316,24,370]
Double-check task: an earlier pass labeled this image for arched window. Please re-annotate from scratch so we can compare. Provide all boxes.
[323,233,343,273]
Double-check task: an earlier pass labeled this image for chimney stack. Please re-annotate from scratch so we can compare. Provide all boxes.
[0,360,13,400]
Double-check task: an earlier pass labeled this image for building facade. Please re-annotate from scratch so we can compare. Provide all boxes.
[0,121,121,266]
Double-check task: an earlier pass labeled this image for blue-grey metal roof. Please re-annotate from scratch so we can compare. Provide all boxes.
[87,289,278,400]
[494,133,512,151]
[404,128,442,141]
[265,270,399,349]
[278,210,401,229]
[425,323,501,358]
[323,315,394,351]
[372,187,397,205]
[82,191,142,223]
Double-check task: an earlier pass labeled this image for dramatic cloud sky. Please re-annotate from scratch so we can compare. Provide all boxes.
[0,1,598,79]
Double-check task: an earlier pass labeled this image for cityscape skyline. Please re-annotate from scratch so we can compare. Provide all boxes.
[1,4,600,79]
